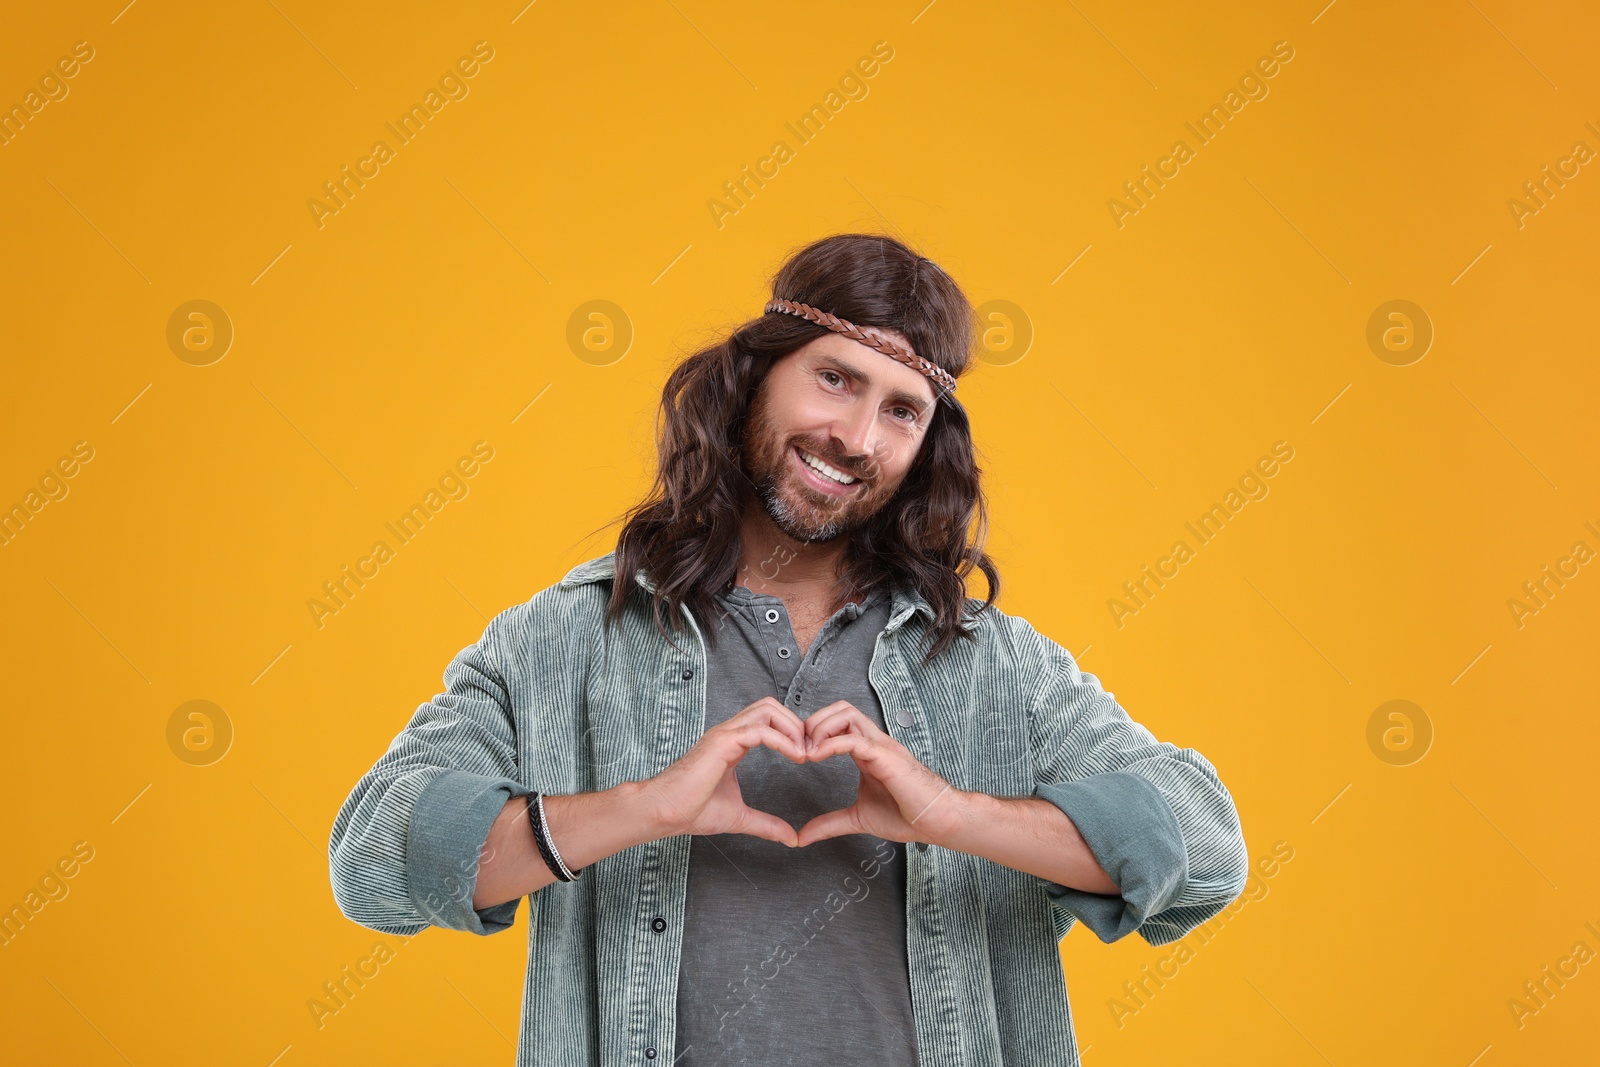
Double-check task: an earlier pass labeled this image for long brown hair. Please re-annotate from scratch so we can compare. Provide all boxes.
[604,233,1000,667]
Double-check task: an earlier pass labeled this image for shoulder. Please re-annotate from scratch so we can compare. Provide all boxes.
[953,595,1070,677]
[479,553,617,659]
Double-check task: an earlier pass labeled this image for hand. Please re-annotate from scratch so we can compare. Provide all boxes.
[796,701,962,848]
[640,697,807,847]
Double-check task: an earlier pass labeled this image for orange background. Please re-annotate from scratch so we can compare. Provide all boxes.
[2,1,1596,1064]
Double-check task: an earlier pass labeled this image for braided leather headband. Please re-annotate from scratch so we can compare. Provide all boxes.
[764,298,958,399]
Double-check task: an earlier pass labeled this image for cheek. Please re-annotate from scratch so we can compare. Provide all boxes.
[867,445,914,485]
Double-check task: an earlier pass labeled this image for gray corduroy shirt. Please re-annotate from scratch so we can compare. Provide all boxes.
[328,551,1250,1066]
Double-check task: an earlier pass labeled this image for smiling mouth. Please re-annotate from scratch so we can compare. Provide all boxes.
[791,445,862,493]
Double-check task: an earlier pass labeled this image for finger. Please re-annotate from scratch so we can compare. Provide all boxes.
[736,697,806,742]
[795,806,860,847]
[746,696,802,725]
[723,698,792,738]
[744,724,808,764]
[802,702,861,747]
[808,709,866,742]
[807,708,872,749]
[809,702,888,742]
[735,805,800,848]
[804,700,857,730]
[722,723,806,765]
[729,696,778,726]
[757,703,806,748]
[727,701,801,749]
[807,732,885,767]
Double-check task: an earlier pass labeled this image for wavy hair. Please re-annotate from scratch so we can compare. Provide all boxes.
[602,233,999,667]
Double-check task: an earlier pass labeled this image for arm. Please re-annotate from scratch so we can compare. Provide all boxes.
[932,791,1119,896]
[329,600,816,934]
[792,707,1125,895]
[797,637,1248,948]
[473,694,820,907]
[472,785,664,909]
[328,605,546,936]
[1021,635,1250,946]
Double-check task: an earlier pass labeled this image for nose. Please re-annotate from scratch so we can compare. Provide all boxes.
[829,401,878,470]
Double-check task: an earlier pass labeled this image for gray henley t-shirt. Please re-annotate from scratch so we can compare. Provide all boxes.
[673,581,919,1067]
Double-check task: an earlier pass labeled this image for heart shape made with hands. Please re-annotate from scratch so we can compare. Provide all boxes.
[782,699,959,849]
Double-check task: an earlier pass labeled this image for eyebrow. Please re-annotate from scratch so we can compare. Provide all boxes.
[813,354,933,416]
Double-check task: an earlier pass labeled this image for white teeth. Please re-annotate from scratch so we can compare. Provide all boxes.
[799,449,857,485]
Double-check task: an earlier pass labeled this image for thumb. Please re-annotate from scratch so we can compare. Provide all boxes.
[734,805,800,848]
[795,806,858,848]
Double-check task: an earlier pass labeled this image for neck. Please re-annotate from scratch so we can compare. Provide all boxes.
[732,493,853,601]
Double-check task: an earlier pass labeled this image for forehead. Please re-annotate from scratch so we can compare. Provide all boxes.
[791,330,937,408]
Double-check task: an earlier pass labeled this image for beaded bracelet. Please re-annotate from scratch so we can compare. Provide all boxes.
[525,791,582,882]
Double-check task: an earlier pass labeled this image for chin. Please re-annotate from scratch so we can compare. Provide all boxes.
[762,482,854,543]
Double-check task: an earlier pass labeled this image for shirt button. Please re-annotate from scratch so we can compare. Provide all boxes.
[681,669,693,680]
[776,647,791,659]
[651,916,667,933]
[644,1048,657,1059]
[764,608,780,623]
[895,707,914,727]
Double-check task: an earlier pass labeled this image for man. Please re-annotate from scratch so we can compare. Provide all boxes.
[329,233,1250,1067]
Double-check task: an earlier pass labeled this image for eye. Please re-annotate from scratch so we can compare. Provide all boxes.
[821,370,846,388]
[891,406,918,423]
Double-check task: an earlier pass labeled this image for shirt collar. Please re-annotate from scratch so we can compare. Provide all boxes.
[559,550,935,630]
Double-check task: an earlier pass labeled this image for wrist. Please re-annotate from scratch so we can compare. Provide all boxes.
[922,786,989,851]
[538,783,669,876]
[612,779,678,844]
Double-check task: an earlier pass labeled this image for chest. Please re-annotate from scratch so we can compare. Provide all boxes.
[770,590,867,657]
[533,589,1034,802]
[787,602,833,657]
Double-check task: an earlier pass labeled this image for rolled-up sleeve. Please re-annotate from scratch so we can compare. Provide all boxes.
[1024,633,1248,946]
[328,610,532,937]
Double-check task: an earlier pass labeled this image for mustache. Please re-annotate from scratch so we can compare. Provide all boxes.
[791,440,876,482]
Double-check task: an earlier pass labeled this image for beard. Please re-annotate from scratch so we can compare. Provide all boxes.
[738,389,898,544]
